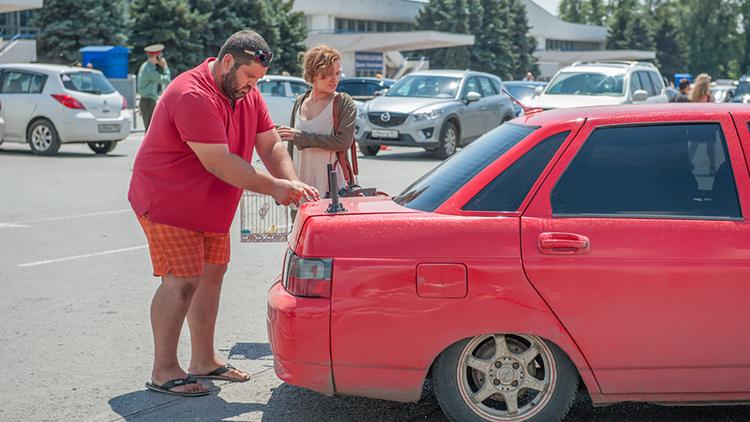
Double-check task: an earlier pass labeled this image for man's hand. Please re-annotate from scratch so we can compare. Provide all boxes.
[276,125,299,142]
[158,56,168,69]
[271,179,319,206]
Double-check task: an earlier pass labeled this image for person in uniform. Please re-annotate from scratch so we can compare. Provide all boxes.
[137,44,172,131]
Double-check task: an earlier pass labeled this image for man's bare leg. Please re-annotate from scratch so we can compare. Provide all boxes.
[150,275,209,394]
[186,263,249,381]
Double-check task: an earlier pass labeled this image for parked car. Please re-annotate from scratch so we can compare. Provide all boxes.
[503,80,547,116]
[0,64,131,155]
[257,75,310,126]
[530,61,669,109]
[357,70,516,159]
[336,77,395,101]
[731,74,750,103]
[268,103,750,422]
[711,79,736,103]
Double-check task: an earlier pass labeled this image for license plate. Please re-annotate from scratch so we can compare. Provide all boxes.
[98,124,121,133]
[371,129,398,139]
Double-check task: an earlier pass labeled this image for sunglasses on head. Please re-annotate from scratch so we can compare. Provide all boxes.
[244,49,273,67]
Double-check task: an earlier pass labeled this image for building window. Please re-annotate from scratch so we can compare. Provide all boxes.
[545,39,602,51]
[334,18,412,33]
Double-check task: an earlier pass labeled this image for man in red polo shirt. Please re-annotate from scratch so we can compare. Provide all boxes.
[129,30,318,397]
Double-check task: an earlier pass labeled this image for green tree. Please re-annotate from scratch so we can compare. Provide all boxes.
[558,0,586,23]
[508,0,538,78]
[129,0,210,75]
[188,0,306,75]
[652,1,688,77]
[473,0,513,78]
[741,0,750,74]
[606,0,637,49]
[624,3,655,51]
[415,0,472,69]
[679,0,740,77]
[584,0,607,26]
[34,0,127,64]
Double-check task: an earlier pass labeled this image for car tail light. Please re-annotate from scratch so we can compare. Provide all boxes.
[121,96,128,109]
[282,249,332,298]
[51,94,86,110]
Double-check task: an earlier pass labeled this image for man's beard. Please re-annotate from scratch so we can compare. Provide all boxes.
[220,65,248,101]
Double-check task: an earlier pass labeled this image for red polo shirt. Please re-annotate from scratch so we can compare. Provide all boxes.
[128,58,274,233]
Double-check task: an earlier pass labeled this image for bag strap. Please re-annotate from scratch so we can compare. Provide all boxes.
[332,93,358,187]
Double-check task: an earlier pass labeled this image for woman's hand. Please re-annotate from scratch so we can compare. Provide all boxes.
[276,125,300,142]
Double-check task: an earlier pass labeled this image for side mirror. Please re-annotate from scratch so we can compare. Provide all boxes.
[632,89,649,102]
[534,86,544,96]
[374,89,387,96]
[466,91,481,103]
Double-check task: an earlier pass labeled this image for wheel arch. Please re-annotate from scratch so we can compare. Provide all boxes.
[26,115,58,142]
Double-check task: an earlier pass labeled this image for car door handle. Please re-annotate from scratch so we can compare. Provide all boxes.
[479,106,487,111]
[538,232,590,255]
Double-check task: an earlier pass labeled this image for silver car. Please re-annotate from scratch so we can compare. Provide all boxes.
[357,70,515,159]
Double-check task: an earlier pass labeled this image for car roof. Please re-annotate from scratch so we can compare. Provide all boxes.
[521,103,750,127]
[0,63,102,74]
[339,77,394,83]
[504,81,547,87]
[260,75,307,83]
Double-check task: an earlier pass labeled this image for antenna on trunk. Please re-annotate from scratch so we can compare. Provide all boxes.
[326,164,346,214]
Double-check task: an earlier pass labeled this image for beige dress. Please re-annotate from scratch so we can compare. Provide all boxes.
[293,98,347,199]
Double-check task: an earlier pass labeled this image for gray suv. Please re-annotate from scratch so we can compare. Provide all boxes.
[357,70,515,159]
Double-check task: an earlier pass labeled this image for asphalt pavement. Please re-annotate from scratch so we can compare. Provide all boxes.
[1,133,749,421]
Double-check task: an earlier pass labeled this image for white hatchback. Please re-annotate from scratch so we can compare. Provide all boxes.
[0,63,131,155]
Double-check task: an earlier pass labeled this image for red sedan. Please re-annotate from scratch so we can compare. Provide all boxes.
[267,104,750,422]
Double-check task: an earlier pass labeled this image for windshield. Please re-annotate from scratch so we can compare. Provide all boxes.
[734,81,750,97]
[546,72,625,96]
[61,72,116,94]
[505,85,537,101]
[386,75,461,98]
[394,123,537,211]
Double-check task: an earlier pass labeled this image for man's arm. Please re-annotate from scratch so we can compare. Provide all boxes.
[255,128,298,181]
[186,142,318,205]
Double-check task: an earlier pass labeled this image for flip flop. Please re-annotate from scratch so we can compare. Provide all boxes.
[145,377,209,397]
[189,363,250,382]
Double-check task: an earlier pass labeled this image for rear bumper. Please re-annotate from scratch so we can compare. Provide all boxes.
[59,111,131,143]
[267,279,334,395]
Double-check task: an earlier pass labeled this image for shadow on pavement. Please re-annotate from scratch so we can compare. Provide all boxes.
[225,342,273,360]
[260,381,444,422]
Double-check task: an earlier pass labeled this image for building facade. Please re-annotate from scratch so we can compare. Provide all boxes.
[296,0,655,79]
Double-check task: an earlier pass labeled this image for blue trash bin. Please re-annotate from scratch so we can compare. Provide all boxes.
[79,46,129,78]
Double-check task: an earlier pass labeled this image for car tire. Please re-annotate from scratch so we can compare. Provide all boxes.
[360,144,380,156]
[88,141,118,155]
[28,119,61,155]
[432,334,578,422]
[435,121,458,159]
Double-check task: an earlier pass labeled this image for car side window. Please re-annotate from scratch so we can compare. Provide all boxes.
[478,77,497,97]
[28,74,45,94]
[463,77,480,97]
[464,131,569,211]
[258,80,285,97]
[289,81,309,96]
[648,72,663,94]
[638,72,656,96]
[551,123,741,219]
[490,78,503,94]
[3,71,33,93]
[630,72,643,94]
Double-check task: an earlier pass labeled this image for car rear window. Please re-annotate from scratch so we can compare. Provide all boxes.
[61,72,115,94]
[394,123,537,211]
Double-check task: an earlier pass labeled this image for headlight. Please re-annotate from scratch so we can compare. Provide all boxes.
[413,109,443,121]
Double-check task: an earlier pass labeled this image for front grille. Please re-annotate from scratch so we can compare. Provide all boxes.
[368,112,408,127]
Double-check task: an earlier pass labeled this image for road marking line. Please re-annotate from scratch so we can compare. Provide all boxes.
[18,245,148,267]
[1,208,131,225]
[0,223,29,228]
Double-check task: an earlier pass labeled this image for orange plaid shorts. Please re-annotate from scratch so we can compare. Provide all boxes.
[136,214,230,277]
